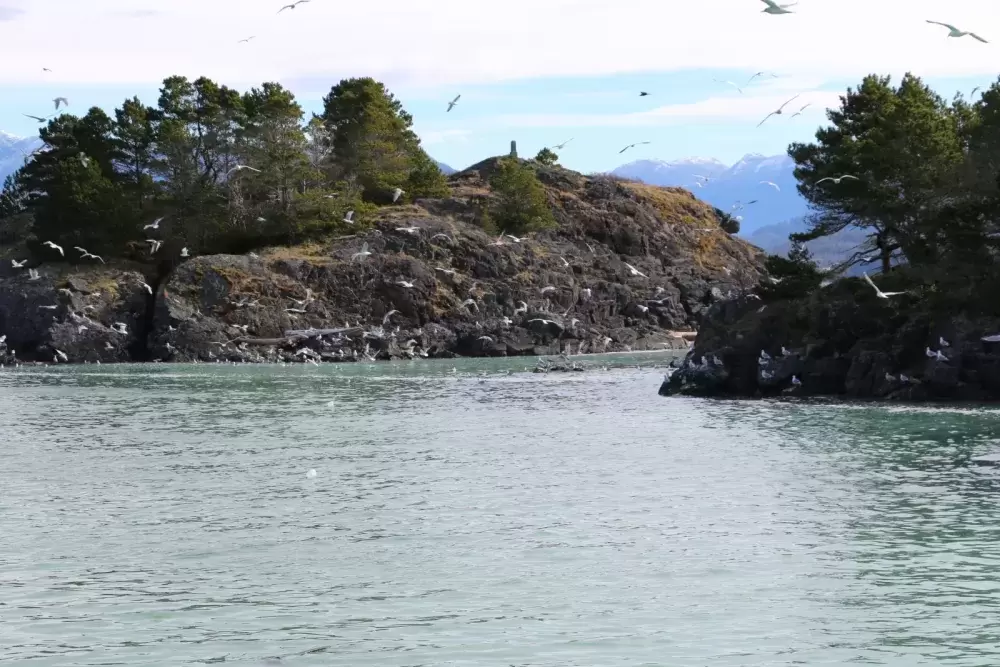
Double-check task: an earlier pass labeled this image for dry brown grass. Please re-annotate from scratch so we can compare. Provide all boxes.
[620,182,717,226]
[588,172,641,184]
[263,242,330,263]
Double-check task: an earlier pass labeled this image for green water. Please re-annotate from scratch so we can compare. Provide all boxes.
[3,352,1000,666]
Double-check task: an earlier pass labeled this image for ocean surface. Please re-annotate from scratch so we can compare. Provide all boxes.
[4,352,1000,666]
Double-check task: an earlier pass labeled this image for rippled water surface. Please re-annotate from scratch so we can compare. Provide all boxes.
[4,353,1000,666]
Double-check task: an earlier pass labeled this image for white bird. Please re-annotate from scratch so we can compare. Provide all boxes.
[43,240,63,256]
[53,96,68,110]
[760,181,780,191]
[714,79,743,94]
[619,141,651,154]
[886,372,897,382]
[560,256,570,267]
[24,113,49,123]
[392,188,405,202]
[926,347,948,362]
[862,272,905,299]
[435,267,457,275]
[939,336,950,347]
[791,375,802,386]
[760,349,772,361]
[580,288,592,299]
[527,318,556,326]
[981,334,1000,343]
[505,234,523,243]
[746,71,778,86]
[11,259,26,268]
[238,36,255,43]
[306,468,317,478]
[180,247,189,258]
[790,103,812,118]
[513,301,529,315]
[760,0,796,14]
[396,226,420,235]
[816,174,859,185]
[490,235,505,247]
[0,335,5,344]
[540,286,556,294]
[278,0,309,12]
[147,239,162,254]
[447,94,461,112]
[28,269,40,280]
[397,280,415,288]
[431,233,454,243]
[143,217,164,230]
[343,210,354,224]
[636,304,649,313]
[551,139,573,150]
[39,305,58,310]
[926,20,988,43]
[712,354,723,366]
[226,164,261,175]
[138,281,153,295]
[112,322,128,335]
[757,95,800,127]
[478,335,494,343]
[352,243,371,261]
[781,346,791,356]
[55,349,68,362]
[461,298,479,311]
[382,310,399,325]
[80,250,104,263]
[624,263,646,277]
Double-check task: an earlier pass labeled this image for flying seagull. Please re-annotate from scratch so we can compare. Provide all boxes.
[970,86,981,97]
[143,217,164,230]
[42,67,52,72]
[11,259,26,268]
[392,188,405,202]
[624,262,646,277]
[619,141,651,154]
[226,164,261,175]
[550,138,573,150]
[760,181,780,191]
[43,240,63,256]
[278,0,309,12]
[760,0,796,14]
[53,97,68,110]
[926,20,988,43]
[238,36,255,43]
[816,174,859,185]
[863,272,906,299]
[790,103,811,117]
[714,79,743,94]
[343,210,354,224]
[447,94,461,112]
[746,71,778,86]
[639,91,650,97]
[351,243,371,261]
[23,113,49,123]
[139,281,153,295]
[757,94,800,127]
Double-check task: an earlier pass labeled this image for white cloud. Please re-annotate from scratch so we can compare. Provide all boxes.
[0,0,997,88]
[483,89,842,128]
[418,129,472,146]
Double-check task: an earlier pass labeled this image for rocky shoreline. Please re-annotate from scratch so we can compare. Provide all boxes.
[0,161,761,365]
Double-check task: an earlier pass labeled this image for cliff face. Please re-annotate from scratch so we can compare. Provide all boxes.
[659,280,1000,401]
[0,160,764,364]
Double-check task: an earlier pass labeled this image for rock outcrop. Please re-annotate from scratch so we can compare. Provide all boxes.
[0,160,764,364]
[660,277,1000,401]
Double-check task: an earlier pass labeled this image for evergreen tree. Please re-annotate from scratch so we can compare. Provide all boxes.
[488,158,555,233]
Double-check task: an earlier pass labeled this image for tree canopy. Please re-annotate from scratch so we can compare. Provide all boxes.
[488,158,556,234]
[0,74,450,262]
[786,72,1000,310]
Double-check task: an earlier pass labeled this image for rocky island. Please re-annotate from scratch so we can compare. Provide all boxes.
[662,73,1000,401]
[0,76,761,364]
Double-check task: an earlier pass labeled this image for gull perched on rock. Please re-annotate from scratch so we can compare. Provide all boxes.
[926,20,988,43]
[816,174,859,185]
[619,141,651,154]
[757,95,800,127]
[760,0,796,14]
[447,94,461,112]
[462,298,479,311]
[926,347,948,362]
[180,247,189,258]
[862,272,905,299]
[939,336,950,347]
[397,280,415,288]
[396,226,420,235]
[43,240,64,256]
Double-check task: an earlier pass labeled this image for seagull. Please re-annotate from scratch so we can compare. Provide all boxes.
[435,266,457,275]
[23,114,49,123]
[926,347,948,362]
[540,286,556,294]
[306,469,317,478]
[392,188,405,202]
[478,335,494,343]
[397,280,415,288]
[639,91,649,97]
[39,305,58,310]
[55,349,68,362]
[636,304,649,313]
[939,336,950,347]
[396,226,420,235]
[42,67,52,72]
[504,233,523,243]
[343,210,354,224]
[43,241,63,256]
[143,217,164,230]
[180,247,189,258]
[513,301,529,315]
[225,164,261,175]
[982,334,1000,343]
[560,256,570,267]
[382,310,399,325]
[352,243,371,261]
[53,97,68,110]
[527,318,556,326]
[461,298,479,311]
[238,36,255,43]
[28,269,40,280]
[139,281,153,295]
[760,349,772,361]
[714,79,743,94]
[816,174,859,185]
[746,71,778,86]
[791,375,802,386]
[862,272,905,299]
[278,0,309,12]
[760,0,796,14]
[926,20,988,43]
[112,322,128,335]
[80,251,104,263]
[619,141,651,154]
[624,263,646,277]
[550,139,573,150]
[446,94,461,112]
[757,95,800,127]
[431,233,454,243]
[11,259,26,268]
[760,181,780,191]
[970,86,981,98]
[790,103,812,118]
[147,239,162,254]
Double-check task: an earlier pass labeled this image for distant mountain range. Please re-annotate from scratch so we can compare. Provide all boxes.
[434,160,456,175]
[0,131,41,184]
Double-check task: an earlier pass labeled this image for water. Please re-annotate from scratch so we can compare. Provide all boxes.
[4,353,1000,666]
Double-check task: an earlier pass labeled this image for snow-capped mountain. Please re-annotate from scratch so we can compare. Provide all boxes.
[0,131,41,185]
[610,153,809,236]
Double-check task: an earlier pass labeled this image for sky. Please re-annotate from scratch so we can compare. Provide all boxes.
[1,0,999,174]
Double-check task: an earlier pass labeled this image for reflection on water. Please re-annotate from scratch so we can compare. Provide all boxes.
[3,353,1000,665]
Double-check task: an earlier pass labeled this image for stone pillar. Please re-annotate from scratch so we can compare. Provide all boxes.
[509,140,517,158]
